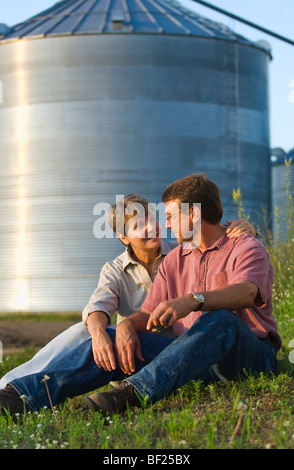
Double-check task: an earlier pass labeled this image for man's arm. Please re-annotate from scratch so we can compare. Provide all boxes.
[146,281,258,330]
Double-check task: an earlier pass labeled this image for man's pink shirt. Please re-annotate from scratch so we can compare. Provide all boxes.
[142,234,281,351]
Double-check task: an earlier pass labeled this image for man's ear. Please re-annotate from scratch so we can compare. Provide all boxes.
[117,233,130,246]
[191,204,201,223]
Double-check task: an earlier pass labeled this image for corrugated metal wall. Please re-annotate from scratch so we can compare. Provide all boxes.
[272,150,294,241]
[0,28,271,312]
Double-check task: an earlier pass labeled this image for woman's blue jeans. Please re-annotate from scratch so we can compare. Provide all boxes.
[10,310,277,411]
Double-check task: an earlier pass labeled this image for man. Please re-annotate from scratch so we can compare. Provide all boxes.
[0,174,280,416]
[84,173,281,414]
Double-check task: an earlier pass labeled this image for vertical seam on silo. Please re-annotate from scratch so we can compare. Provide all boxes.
[234,42,241,190]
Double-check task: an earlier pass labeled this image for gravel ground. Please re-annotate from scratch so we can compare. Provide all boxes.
[0,320,78,353]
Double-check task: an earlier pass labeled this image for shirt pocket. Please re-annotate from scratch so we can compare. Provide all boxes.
[212,271,228,289]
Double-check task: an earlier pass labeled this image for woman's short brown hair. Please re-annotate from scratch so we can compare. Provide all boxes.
[161,173,223,224]
[108,194,151,236]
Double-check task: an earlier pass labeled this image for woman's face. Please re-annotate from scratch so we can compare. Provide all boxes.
[123,215,162,252]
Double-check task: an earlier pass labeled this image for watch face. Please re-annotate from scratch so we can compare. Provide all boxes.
[193,292,204,303]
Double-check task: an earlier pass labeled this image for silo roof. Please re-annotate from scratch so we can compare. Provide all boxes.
[0,0,269,53]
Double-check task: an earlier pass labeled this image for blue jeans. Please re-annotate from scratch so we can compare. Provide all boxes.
[10,310,277,411]
[0,322,91,390]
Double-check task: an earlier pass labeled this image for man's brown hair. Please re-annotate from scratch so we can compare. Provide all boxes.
[161,173,223,224]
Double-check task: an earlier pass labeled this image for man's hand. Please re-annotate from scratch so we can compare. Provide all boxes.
[115,319,145,375]
[146,295,195,331]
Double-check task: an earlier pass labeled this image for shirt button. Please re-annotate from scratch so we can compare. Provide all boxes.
[199,281,203,285]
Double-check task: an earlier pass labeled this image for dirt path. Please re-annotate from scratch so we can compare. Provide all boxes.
[0,320,78,354]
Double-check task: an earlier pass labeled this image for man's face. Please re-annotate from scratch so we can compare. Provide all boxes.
[165,199,191,244]
[165,199,201,245]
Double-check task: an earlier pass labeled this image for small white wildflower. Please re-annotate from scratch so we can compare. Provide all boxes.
[42,375,50,382]
[265,443,271,449]
[86,422,91,426]
[52,440,58,445]
[236,401,248,412]
[179,440,187,445]
[37,423,42,428]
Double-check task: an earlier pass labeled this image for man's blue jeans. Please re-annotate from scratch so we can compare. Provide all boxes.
[10,310,277,411]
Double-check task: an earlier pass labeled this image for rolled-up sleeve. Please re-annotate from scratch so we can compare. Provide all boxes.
[229,239,274,308]
[82,262,120,325]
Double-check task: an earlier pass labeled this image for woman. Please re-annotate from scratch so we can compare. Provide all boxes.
[0,194,256,389]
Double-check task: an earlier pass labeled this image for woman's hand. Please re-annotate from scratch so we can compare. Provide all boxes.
[91,327,117,372]
[87,311,116,372]
[115,319,145,375]
[226,218,257,239]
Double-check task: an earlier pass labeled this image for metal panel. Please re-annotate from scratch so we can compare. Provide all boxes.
[1,0,272,54]
[0,4,271,312]
[272,153,294,241]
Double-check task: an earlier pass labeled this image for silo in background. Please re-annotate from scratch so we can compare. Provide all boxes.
[0,0,272,312]
[271,147,294,241]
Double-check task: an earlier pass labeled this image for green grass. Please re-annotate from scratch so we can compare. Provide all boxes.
[0,312,81,322]
[0,310,294,450]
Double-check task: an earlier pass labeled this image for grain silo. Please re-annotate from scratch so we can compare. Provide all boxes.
[0,0,272,312]
[271,147,294,241]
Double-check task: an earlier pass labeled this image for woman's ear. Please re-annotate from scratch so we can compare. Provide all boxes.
[117,233,130,246]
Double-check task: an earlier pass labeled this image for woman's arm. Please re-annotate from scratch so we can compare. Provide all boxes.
[87,311,117,371]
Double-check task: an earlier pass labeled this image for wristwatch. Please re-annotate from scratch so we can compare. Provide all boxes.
[192,292,205,311]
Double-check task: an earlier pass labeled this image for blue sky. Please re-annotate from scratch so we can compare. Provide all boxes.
[1,0,294,152]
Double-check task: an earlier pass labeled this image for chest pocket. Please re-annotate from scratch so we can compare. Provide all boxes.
[212,271,228,289]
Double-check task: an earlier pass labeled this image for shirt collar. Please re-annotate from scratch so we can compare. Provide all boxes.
[121,241,171,270]
[181,234,236,256]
